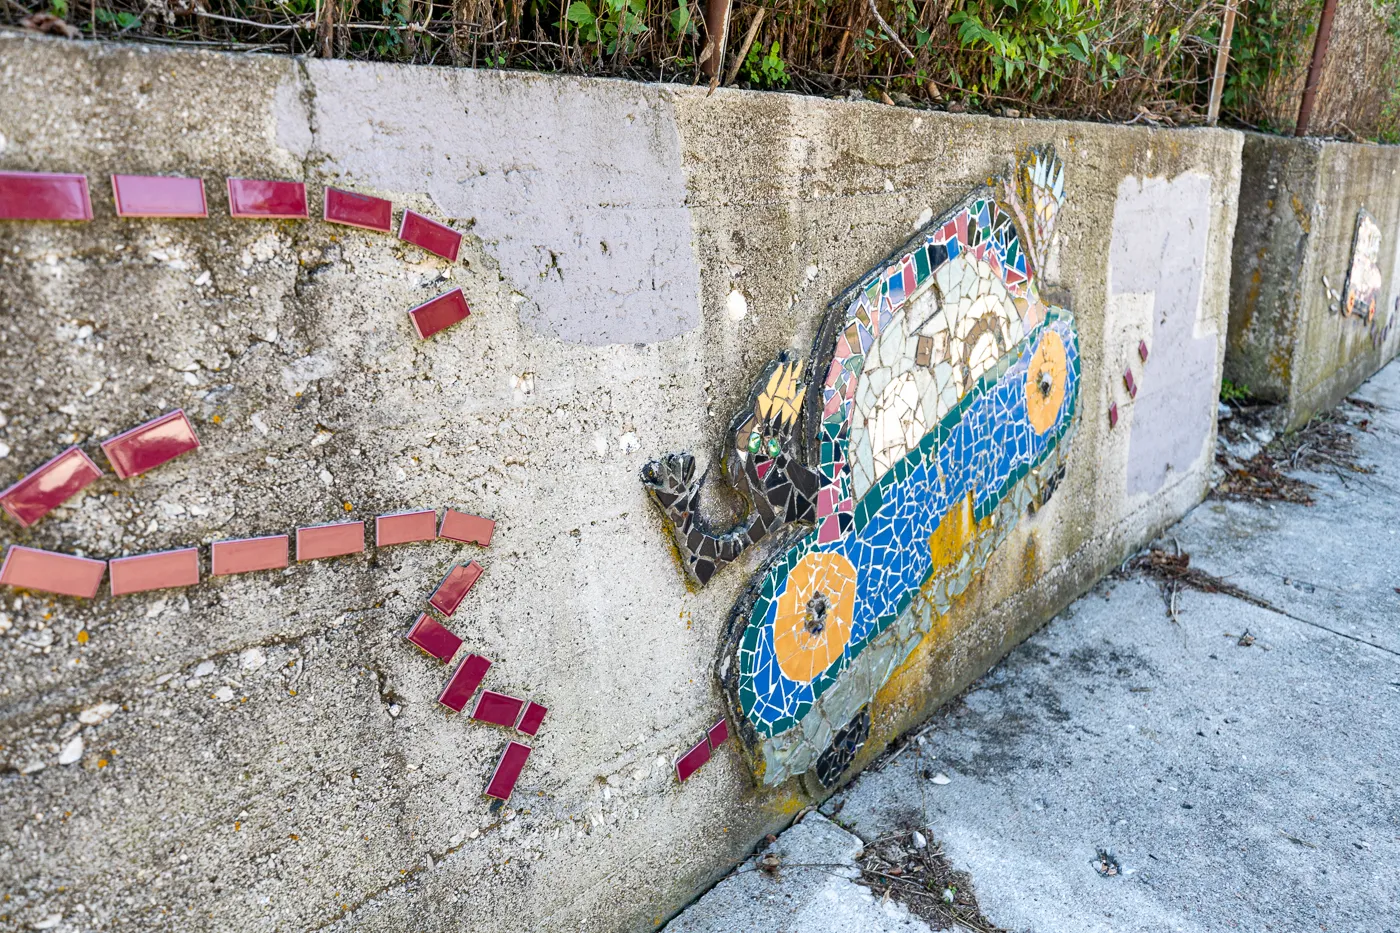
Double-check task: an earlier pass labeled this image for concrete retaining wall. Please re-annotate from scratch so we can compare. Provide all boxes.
[0,35,1239,932]
[1226,133,1400,428]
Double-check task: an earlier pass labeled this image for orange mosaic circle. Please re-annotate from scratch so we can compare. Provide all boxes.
[1025,330,1068,435]
[773,551,858,684]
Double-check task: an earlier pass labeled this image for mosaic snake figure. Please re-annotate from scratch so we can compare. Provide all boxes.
[643,149,1080,790]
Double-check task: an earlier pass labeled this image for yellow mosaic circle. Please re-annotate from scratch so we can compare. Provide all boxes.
[773,552,858,684]
[1025,330,1067,435]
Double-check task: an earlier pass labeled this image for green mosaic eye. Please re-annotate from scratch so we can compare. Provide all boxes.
[747,431,762,454]
[767,437,782,458]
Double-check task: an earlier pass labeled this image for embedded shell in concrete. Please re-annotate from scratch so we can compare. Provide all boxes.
[0,34,1239,933]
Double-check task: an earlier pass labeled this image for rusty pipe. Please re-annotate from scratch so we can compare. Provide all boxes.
[1295,0,1339,137]
[701,0,732,78]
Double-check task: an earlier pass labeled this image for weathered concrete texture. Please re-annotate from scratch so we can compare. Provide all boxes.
[0,34,1238,932]
[1226,132,1400,429]
[665,813,933,933]
[790,365,1400,933]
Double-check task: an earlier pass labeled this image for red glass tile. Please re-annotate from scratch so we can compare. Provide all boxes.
[675,738,711,782]
[406,612,461,662]
[375,509,438,547]
[0,545,105,598]
[0,446,103,528]
[296,521,365,561]
[438,653,492,712]
[428,561,482,617]
[471,691,525,729]
[439,509,494,546]
[111,174,207,218]
[517,701,548,737]
[1123,367,1138,398]
[707,718,729,749]
[1108,402,1119,428]
[109,547,199,596]
[100,410,201,479]
[398,210,462,262]
[407,288,471,340]
[1138,339,1150,363]
[211,535,289,576]
[484,741,532,801]
[0,171,92,221]
[226,178,308,219]
[324,187,393,233]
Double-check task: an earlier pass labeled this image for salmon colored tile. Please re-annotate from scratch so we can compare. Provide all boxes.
[406,612,461,662]
[439,509,494,546]
[111,174,207,218]
[296,521,365,561]
[517,701,548,737]
[211,535,289,576]
[0,446,103,528]
[428,561,482,617]
[484,741,532,801]
[398,210,462,261]
[1108,402,1119,428]
[375,509,438,547]
[0,171,92,221]
[324,187,393,233]
[407,288,470,340]
[226,178,308,219]
[675,738,711,782]
[1123,367,1138,398]
[0,545,105,598]
[1138,339,1150,363]
[439,653,492,712]
[471,690,525,728]
[100,410,201,479]
[707,718,729,749]
[109,547,199,596]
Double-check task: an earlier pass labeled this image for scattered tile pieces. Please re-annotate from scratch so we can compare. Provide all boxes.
[111,174,207,218]
[406,612,462,663]
[211,535,289,576]
[0,545,105,598]
[0,171,92,221]
[675,738,711,783]
[439,509,494,546]
[375,509,438,547]
[407,288,471,340]
[707,718,729,749]
[398,210,462,262]
[471,690,525,729]
[100,410,200,479]
[295,520,365,561]
[226,178,308,219]
[439,654,492,712]
[323,187,394,233]
[428,561,482,617]
[484,740,532,800]
[0,446,103,528]
[517,701,548,737]
[109,547,199,596]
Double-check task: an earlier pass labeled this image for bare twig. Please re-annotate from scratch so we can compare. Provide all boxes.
[867,0,915,62]
[722,7,764,87]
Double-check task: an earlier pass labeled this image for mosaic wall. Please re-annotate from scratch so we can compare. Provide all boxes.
[643,149,1081,788]
[1343,208,1383,323]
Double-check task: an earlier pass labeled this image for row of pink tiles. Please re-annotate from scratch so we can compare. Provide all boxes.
[0,172,472,341]
[404,560,544,801]
[0,410,201,529]
[0,507,495,599]
[675,718,730,784]
[0,171,464,260]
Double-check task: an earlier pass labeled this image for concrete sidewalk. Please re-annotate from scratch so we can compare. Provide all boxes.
[667,363,1400,933]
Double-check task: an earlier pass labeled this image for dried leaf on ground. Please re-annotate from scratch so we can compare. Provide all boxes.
[856,830,1006,932]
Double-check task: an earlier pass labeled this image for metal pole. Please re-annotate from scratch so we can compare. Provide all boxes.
[701,0,732,79]
[1295,0,1340,136]
[1206,0,1238,126]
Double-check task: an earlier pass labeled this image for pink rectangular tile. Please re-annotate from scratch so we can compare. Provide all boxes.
[0,171,92,221]
[438,653,492,712]
[109,547,199,596]
[211,535,289,576]
[675,738,711,782]
[407,288,470,340]
[471,690,525,729]
[0,446,103,528]
[707,718,729,749]
[1138,339,1150,363]
[484,740,532,801]
[398,210,462,261]
[439,509,494,546]
[111,174,207,218]
[226,178,308,219]
[324,187,393,233]
[1123,367,1138,398]
[517,701,548,737]
[295,521,365,561]
[428,561,482,617]
[375,509,438,547]
[405,612,461,663]
[0,545,105,598]
[100,410,200,479]
[1108,402,1119,429]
